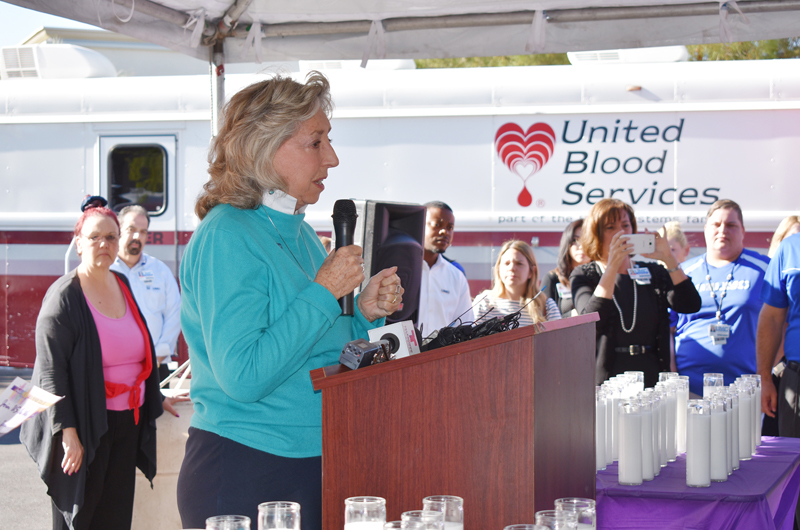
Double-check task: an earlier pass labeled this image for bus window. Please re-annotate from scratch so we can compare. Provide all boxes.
[107,144,167,215]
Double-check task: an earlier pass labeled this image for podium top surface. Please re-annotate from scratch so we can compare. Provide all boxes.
[310,312,599,392]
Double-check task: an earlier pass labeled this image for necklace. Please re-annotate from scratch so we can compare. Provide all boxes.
[613,278,638,333]
[703,255,739,322]
[265,210,313,281]
[597,261,638,333]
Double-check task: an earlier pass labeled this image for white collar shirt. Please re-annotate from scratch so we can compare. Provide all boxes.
[110,253,182,362]
[417,255,474,336]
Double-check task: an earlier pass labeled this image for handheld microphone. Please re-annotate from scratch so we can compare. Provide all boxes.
[332,199,358,316]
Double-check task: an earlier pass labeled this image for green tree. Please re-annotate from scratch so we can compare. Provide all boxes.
[416,53,569,69]
[687,38,800,60]
[414,38,800,69]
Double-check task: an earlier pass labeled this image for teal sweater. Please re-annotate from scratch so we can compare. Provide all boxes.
[180,204,382,457]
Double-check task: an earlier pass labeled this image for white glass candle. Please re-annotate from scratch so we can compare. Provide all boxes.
[730,386,740,471]
[555,498,596,530]
[346,497,387,530]
[258,501,300,530]
[703,373,724,399]
[624,371,645,396]
[709,396,728,482]
[596,387,606,471]
[422,496,463,530]
[738,382,753,461]
[206,515,251,530]
[686,399,711,487]
[657,388,668,467]
[618,399,643,486]
[401,511,444,530]
[658,372,676,382]
[646,389,661,477]
[611,391,621,462]
[536,509,578,530]
[603,383,614,465]
[666,383,678,461]
[744,374,762,450]
[724,391,733,475]
[638,392,654,481]
[676,377,689,454]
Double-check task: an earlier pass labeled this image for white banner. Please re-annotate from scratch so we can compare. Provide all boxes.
[317,109,800,232]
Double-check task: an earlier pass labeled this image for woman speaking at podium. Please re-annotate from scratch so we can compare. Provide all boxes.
[571,199,700,388]
[177,73,403,529]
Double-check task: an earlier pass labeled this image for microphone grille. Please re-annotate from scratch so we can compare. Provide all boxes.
[332,199,358,224]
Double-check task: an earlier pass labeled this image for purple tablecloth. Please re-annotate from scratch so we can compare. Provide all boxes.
[597,437,800,530]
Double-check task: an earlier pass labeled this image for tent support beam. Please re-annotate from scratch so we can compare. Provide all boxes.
[547,0,800,22]
[210,41,225,138]
[218,0,800,39]
[101,0,800,44]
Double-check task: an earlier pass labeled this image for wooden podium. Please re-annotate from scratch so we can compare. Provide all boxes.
[310,313,599,530]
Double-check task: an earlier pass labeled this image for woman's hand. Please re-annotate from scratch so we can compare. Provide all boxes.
[357,267,404,322]
[642,227,677,269]
[163,394,191,417]
[314,245,365,299]
[606,230,634,272]
[61,427,84,476]
[594,230,633,299]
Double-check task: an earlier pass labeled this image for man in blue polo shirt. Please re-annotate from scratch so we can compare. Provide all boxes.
[758,232,800,437]
[675,200,770,396]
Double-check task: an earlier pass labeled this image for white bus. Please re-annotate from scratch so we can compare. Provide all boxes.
[2,51,798,366]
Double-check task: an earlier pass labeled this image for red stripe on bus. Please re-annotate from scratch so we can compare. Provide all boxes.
[0,230,778,249]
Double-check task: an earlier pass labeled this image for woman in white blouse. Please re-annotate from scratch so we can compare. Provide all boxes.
[475,240,561,326]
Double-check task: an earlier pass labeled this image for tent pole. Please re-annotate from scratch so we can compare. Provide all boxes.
[210,41,225,138]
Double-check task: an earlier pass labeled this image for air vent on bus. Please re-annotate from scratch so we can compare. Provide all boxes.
[568,46,689,65]
[0,44,117,80]
[1,47,38,78]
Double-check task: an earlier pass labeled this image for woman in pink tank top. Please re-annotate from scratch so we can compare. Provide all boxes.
[20,203,163,530]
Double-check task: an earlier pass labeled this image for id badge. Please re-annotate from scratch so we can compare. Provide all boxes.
[709,323,730,345]
[628,267,652,285]
[556,283,572,300]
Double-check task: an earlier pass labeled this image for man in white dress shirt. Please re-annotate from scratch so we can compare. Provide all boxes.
[416,201,473,336]
[111,205,182,381]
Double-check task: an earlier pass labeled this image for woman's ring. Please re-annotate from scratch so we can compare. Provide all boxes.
[392,294,398,304]
[395,284,401,294]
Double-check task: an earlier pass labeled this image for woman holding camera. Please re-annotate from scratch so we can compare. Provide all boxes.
[571,198,700,387]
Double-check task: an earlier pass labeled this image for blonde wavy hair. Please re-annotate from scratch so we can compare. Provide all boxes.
[196,72,333,220]
[769,215,800,258]
[491,240,547,324]
[662,221,688,249]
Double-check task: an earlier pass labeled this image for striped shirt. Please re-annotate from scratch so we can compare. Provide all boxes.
[473,291,562,327]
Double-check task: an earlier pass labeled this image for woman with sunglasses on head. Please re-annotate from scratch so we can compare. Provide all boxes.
[22,204,163,530]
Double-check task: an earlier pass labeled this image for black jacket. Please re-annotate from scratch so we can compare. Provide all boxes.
[570,261,701,385]
[20,269,163,529]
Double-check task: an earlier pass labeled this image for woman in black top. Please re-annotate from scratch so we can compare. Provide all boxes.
[543,219,589,317]
[570,199,701,388]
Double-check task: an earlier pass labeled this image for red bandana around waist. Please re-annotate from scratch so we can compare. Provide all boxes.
[103,275,153,424]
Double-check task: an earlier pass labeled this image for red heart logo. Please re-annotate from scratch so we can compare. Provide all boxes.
[495,122,556,206]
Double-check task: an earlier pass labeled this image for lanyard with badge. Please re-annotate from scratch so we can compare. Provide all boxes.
[704,256,738,345]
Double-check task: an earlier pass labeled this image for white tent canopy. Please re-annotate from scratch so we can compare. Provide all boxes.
[5,0,800,64]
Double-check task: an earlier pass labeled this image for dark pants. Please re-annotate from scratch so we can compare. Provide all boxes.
[158,362,172,383]
[177,427,322,530]
[52,409,142,530]
[778,362,800,530]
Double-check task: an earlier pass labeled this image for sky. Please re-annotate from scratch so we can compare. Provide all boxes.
[0,2,99,48]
